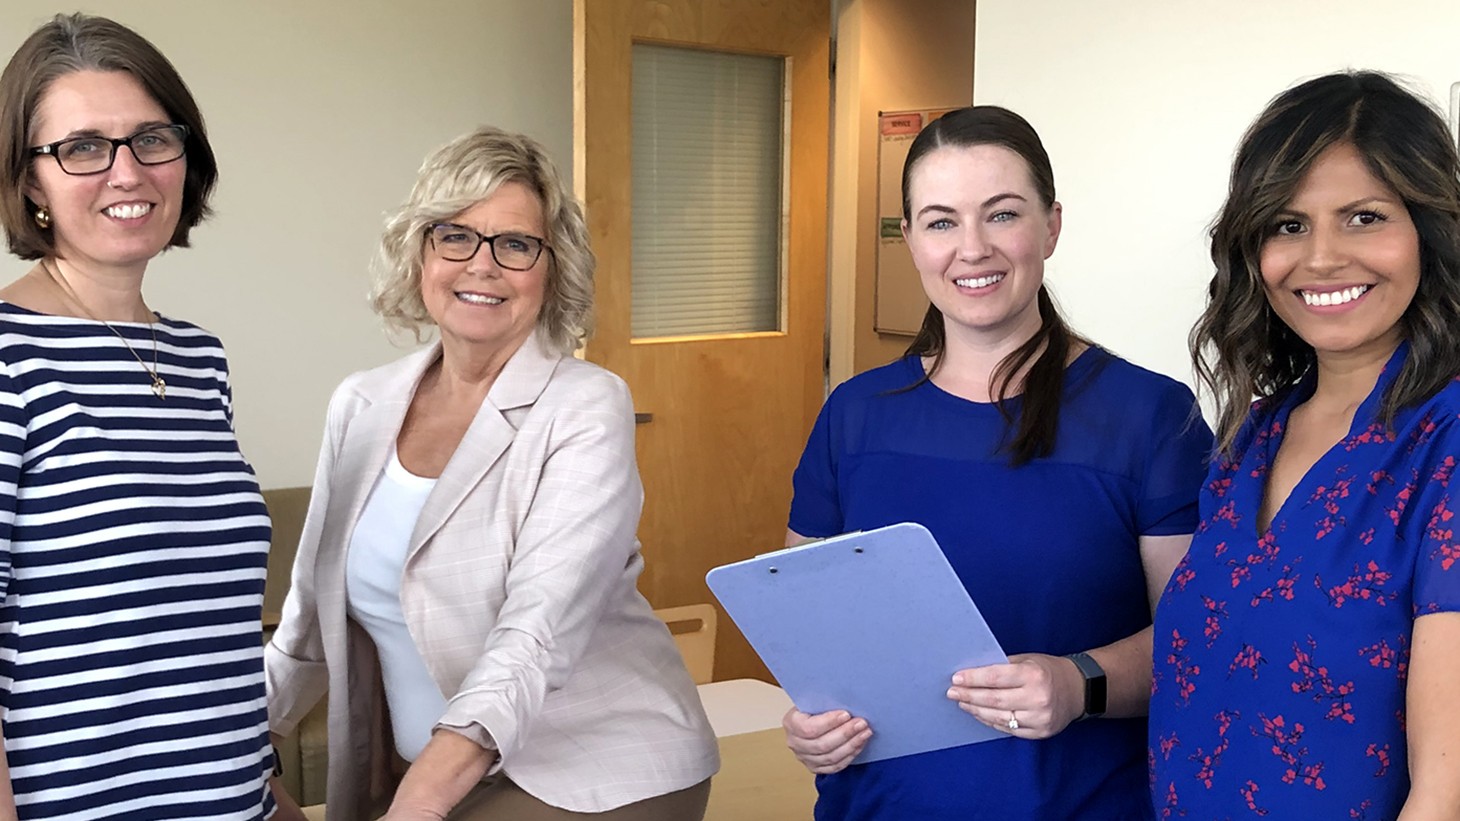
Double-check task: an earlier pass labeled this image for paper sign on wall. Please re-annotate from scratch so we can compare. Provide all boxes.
[874,108,955,336]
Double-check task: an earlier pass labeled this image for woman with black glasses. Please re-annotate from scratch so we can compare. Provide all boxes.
[264,126,718,820]
[0,13,280,821]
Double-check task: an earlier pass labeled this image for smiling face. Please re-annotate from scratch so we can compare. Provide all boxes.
[25,70,186,277]
[1259,141,1420,365]
[419,180,549,358]
[902,143,1061,347]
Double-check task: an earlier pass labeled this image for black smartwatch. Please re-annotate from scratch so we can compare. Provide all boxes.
[1064,652,1107,720]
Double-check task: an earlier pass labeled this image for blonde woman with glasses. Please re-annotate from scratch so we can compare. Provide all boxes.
[265,127,718,821]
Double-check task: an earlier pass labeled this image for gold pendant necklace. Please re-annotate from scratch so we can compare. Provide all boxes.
[42,260,167,400]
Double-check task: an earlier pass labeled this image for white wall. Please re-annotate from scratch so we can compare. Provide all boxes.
[0,1,572,487]
[974,0,1460,389]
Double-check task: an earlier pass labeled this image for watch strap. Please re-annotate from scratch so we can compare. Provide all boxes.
[1064,651,1107,720]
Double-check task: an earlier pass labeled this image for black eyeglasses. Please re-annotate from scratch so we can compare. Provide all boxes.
[29,124,189,176]
[427,223,550,270]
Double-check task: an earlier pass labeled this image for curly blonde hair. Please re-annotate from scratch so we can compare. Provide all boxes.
[371,126,594,354]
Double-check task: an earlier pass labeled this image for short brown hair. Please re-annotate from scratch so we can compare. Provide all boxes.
[0,13,218,260]
[372,126,595,355]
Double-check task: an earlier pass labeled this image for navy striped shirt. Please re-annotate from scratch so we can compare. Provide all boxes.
[0,303,274,820]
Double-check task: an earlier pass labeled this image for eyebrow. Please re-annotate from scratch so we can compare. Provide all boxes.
[432,221,539,236]
[1277,195,1403,217]
[915,192,1027,219]
[54,120,173,141]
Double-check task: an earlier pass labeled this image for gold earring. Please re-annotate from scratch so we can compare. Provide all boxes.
[33,207,50,229]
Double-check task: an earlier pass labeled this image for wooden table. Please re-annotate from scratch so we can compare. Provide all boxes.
[704,728,816,820]
[696,678,795,737]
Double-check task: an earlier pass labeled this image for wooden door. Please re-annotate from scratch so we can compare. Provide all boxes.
[575,0,829,682]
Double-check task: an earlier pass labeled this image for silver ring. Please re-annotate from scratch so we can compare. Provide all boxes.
[106,181,120,190]
[1006,712,1019,731]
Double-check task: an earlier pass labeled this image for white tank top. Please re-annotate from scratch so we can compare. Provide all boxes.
[345,449,450,761]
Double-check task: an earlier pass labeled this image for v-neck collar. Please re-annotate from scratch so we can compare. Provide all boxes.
[1247,342,1410,537]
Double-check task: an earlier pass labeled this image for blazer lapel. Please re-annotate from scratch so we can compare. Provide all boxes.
[314,346,440,627]
[408,332,563,559]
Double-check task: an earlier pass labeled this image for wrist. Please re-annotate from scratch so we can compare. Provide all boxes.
[387,790,450,820]
[1063,651,1107,720]
[390,770,457,818]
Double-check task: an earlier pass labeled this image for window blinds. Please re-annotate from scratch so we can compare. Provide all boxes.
[630,43,786,338]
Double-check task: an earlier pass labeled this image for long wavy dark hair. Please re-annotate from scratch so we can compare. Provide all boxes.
[901,105,1092,465]
[1192,71,1460,453]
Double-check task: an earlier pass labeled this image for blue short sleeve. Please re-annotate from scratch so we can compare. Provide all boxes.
[1138,385,1212,536]
[1413,447,1460,617]
[789,391,844,538]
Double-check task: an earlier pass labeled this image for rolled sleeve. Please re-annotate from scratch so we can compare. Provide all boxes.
[435,373,644,765]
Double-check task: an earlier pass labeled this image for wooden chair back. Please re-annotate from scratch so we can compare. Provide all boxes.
[654,604,718,684]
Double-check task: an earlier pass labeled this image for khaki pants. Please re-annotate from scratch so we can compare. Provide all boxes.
[446,777,711,821]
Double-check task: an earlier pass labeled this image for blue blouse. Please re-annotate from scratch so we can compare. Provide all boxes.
[1150,344,1460,819]
[791,348,1211,820]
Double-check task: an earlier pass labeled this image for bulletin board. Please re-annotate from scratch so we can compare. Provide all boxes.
[874,108,952,336]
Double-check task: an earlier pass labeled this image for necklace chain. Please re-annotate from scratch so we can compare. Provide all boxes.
[42,260,166,400]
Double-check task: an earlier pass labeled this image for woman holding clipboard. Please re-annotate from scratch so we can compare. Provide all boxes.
[781,106,1212,819]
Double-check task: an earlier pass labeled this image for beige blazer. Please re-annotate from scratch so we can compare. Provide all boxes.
[264,332,719,818]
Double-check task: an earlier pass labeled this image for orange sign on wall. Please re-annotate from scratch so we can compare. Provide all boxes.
[878,112,923,136]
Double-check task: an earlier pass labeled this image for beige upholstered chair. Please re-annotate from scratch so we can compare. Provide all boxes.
[262,487,329,808]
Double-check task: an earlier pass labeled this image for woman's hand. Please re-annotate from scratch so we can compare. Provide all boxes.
[380,809,446,821]
[267,777,310,821]
[0,743,16,821]
[383,729,496,820]
[782,707,872,774]
[946,653,1084,739]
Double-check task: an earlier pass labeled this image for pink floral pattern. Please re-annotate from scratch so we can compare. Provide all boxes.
[1150,347,1460,818]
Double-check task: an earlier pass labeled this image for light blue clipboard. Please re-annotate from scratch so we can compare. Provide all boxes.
[705,522,1008,764]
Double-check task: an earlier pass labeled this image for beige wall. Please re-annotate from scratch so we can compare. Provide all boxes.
[829,0,976,383]
[0,1,572,488]
[974,0,1460,391]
